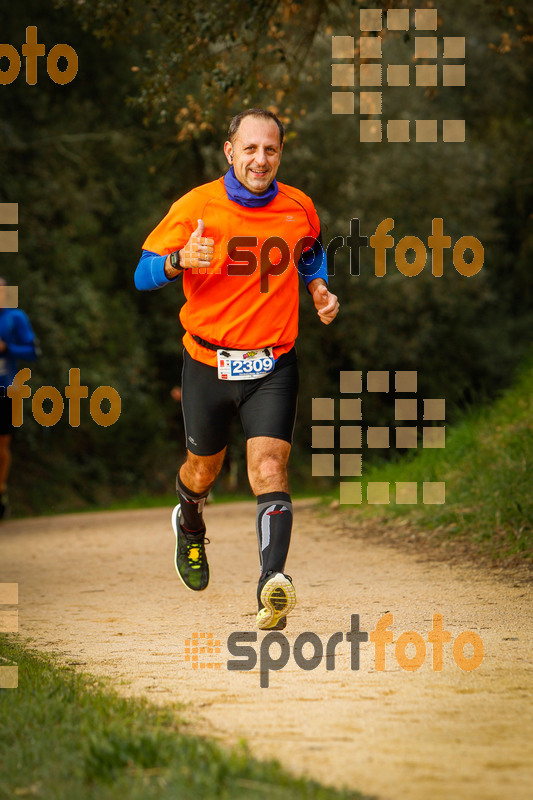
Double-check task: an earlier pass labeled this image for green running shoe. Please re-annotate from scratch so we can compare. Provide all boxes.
[172,504,209,591]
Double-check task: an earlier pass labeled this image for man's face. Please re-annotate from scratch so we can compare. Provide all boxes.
[224,116,282,195]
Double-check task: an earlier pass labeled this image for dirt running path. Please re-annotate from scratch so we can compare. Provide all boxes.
[2,502,532,799]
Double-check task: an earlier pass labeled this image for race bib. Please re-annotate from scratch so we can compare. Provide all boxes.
[217,347,274,381]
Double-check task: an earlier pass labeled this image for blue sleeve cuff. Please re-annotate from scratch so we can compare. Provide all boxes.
[297,236,328,291]
[134,250,178,291]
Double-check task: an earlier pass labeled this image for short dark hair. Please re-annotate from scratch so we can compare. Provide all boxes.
[227,109,284,147]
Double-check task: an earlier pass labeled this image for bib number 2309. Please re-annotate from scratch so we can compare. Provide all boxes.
[217,347,274,381]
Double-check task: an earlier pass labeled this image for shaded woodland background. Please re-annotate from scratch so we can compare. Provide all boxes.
[1,0,531,513]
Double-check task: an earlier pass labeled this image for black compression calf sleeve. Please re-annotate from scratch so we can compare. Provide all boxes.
[176,471,207,533]
[256,491,293,577]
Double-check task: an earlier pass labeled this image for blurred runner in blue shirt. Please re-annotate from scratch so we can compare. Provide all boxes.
[0,279,38,518]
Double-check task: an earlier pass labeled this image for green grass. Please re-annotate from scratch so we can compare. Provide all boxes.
[0,638,369,800]
[341,358,533,563]
[97,490,321,513]
[8,492,182,519]
[9,489,323,519]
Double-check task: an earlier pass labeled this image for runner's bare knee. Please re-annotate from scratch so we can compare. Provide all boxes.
[247,437,290,495]
[180,450,225,494]
[258,455,286,483]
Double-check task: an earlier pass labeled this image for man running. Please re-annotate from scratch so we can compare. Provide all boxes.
[135,109,338,629]
[0,279,38,518]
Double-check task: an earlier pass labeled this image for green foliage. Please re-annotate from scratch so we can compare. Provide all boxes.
[1,0,532,512]
[353,355,533,562]
[1,0,195,512]
[54,0,330,128]
[0,638,367,799]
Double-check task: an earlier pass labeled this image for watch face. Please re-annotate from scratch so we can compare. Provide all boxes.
[171,251,180,269]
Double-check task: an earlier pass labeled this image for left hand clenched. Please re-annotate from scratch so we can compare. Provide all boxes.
[311,282,340,325]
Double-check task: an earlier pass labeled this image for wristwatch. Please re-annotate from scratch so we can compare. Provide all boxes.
[169,250,182,271]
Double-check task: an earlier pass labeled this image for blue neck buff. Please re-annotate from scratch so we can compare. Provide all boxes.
[223,166,278,208]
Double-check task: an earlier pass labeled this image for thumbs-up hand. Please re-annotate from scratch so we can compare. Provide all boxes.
[180,219,215,269]
[165,219,215,276]
[310,279,339,325]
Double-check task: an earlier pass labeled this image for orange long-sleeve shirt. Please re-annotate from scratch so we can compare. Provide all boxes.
[142,176,320,367]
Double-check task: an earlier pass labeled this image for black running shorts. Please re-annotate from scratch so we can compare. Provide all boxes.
[181,347,299,456]
[0,389,13,436]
